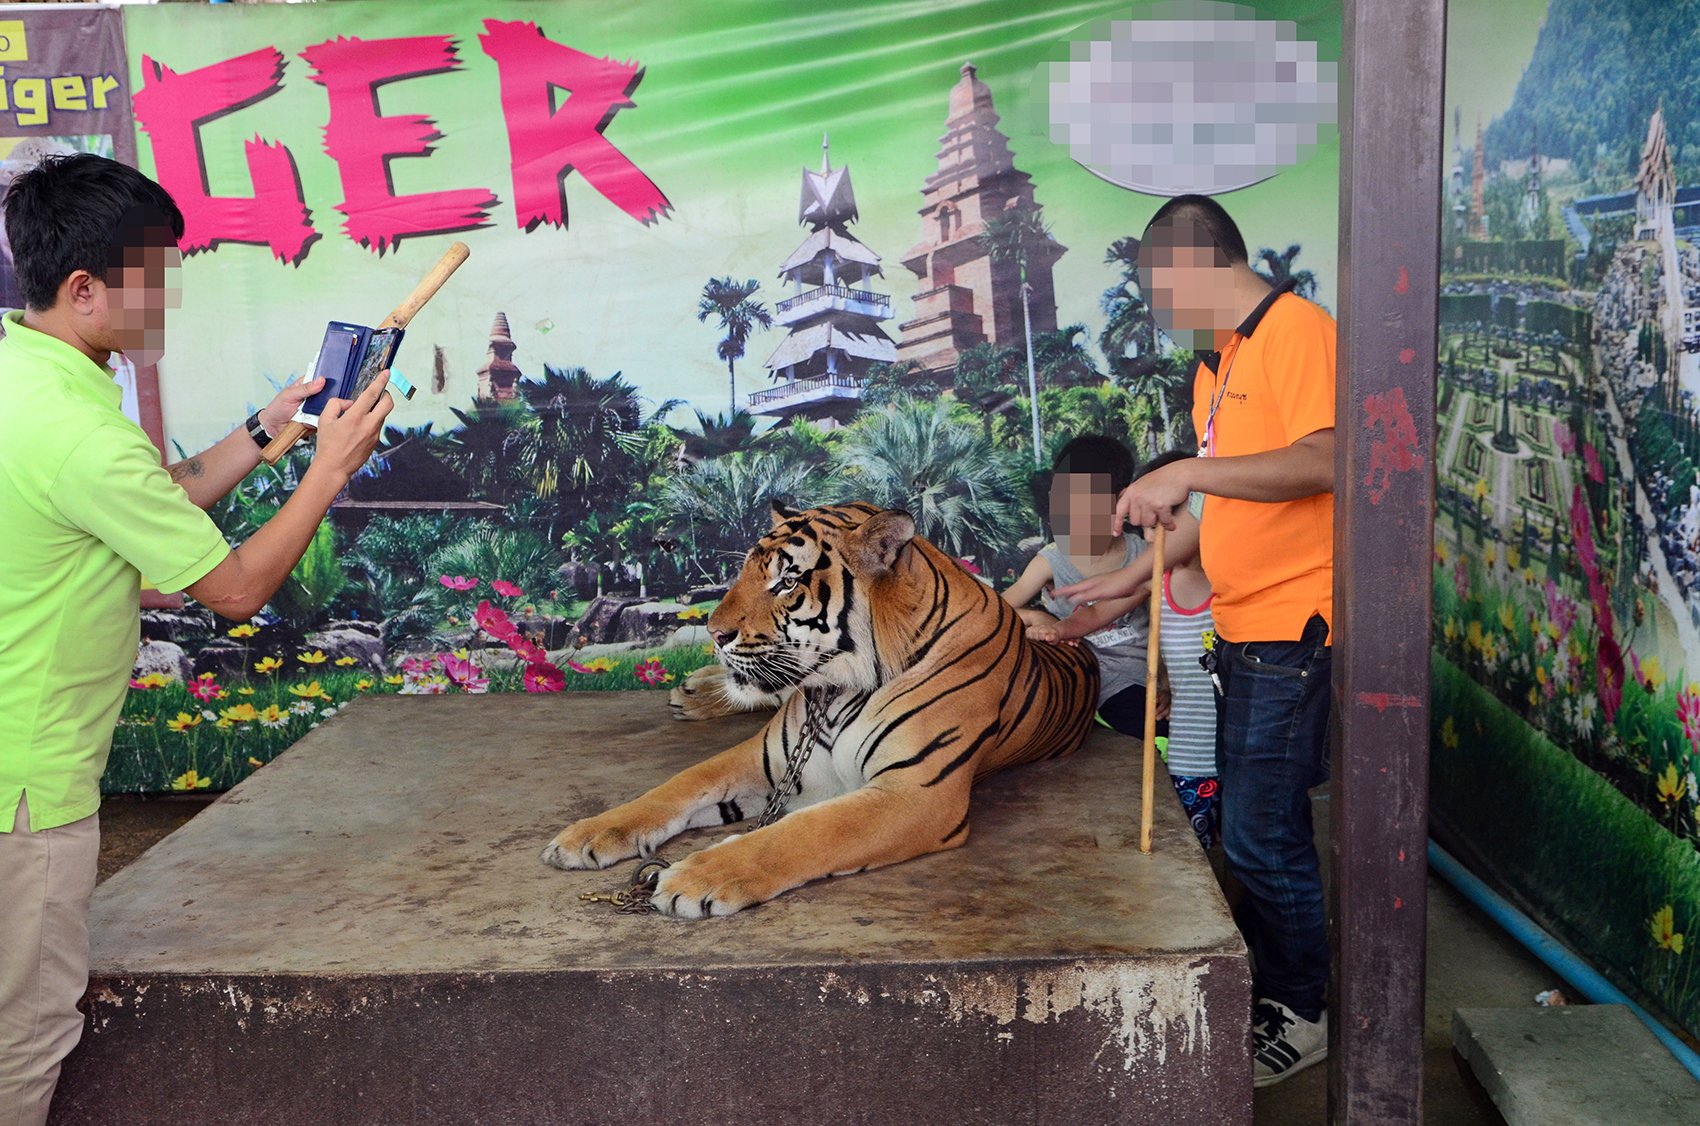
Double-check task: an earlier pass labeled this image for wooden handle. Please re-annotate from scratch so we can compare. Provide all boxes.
[1140,523,1166,854]
[378,241,469,331]
[259,241,471,466]
[260,419,311,465]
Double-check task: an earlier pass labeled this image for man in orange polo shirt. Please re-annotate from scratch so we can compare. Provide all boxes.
[1058,194,1335,1087]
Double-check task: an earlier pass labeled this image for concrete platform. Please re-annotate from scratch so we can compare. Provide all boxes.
[56,694,1251,1125]
[1453,1005,1699,1124]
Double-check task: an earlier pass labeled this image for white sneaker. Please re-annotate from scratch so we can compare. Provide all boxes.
[1252,998,1328,1087]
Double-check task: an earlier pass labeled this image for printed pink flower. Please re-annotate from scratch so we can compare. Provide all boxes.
[523,662,565,693]
[1453,558,1469,600]
[1583,444,1604,484]
[489,580,525,598]
[634,657,674,686]
[473,600,520,644]
[1553,421,1576,457]
[439,575,478,591]
[1570,486,1599,578]
[509,635,548,664]
[1679,685,1700,752]
[187,673,223,702]
[1598,632,1625,726]
[439,651,489,694]
[401,653,440,677]
[957,558,981,576]
[1545,581,1577,640]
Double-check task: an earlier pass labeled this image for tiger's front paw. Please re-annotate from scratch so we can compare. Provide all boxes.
[649,847,774,919]
[541,813,659,871]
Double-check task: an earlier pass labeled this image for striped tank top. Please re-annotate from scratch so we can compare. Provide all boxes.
[1159,570,1218,778]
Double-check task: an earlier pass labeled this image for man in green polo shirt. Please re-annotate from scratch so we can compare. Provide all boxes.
[0,154,394,1124]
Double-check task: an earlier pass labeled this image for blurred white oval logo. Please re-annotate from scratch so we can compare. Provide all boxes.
[1046,1,1338,195]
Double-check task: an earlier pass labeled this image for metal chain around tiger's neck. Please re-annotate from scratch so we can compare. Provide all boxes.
[755,687,828,828]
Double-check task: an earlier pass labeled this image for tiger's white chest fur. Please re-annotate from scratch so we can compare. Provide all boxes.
[769,687,878,813]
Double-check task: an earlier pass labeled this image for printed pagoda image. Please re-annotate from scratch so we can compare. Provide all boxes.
[750,136,896,426]
[896,62,1064,378]
[476,312,523,403]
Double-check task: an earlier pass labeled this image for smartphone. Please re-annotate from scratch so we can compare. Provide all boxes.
[293,322,414,427]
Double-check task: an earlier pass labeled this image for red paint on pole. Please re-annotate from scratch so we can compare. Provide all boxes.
[1395,265,1410,294]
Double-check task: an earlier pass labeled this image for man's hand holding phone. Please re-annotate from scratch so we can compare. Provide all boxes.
[308,371,393,484]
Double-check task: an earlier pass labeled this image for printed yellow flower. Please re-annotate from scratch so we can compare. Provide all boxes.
[1473,478,1489,501]
[228,624,259,638]
[678,605,708,621]
[1536,666,1548,686]
[254,656,284,674]
[1652,905,1685,954]
[130,673,169,689]
[1527,685,1539,707]
[257,704,287,729]
[215,717,235,730]
[1657,762,1687,805]
[1641,655,1664,690]
[1506,547,1521,571]
[1441,716,1459,749]
[1498,604,1516,633]
[166,711,202,733]
[237,686,256,696]
[1466,621,1485,652]
[355,678,374,692]
[1522,567,1537,584]
[1484,545,1497,568]
[583,657,616,673]
[384,673,405,686]
[289,680,332,703]
[220,703,260,724]
[1443,618,1459,643]
[171,769,212,791]
[248,757,265,768]
[297,650,328,665]
[1435,541,1448,566]
[335,656,358,667]
[1546,621,1561,640]
[452,648,470,660]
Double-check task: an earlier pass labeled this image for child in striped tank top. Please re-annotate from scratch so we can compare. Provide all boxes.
[1134,451,1221,851]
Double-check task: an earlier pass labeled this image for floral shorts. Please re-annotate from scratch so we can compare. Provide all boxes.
[1170,773,1221,850]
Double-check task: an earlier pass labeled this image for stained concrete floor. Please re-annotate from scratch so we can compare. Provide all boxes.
[96,788,1555,1124]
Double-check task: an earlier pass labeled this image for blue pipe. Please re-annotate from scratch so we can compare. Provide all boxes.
[1427,839,1700,1082]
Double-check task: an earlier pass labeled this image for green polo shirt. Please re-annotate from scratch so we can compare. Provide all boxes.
[0,312,230,832]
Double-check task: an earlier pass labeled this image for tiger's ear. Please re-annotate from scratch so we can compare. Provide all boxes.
[770,498,800,530]
[845,509,916,575]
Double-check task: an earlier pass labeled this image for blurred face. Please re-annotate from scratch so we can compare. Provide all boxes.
[94,231,181,366]
[1137,222,1236,351]
[1050,472,1118,556]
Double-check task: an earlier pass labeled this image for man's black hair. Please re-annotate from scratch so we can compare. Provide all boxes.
[1132,448,1200,515]
[1051,434,1138,494]
[1141,193,1248,267]
[3,153,184,311]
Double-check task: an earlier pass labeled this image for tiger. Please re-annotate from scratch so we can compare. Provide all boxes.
[541,501,1100,918]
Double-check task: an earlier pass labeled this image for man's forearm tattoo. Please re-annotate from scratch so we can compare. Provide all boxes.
[169,458,205,482]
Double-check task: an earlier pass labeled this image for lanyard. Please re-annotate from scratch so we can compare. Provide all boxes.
[1200,339,1242,458]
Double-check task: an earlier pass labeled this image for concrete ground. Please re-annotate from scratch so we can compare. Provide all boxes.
[96,789,1556,1124]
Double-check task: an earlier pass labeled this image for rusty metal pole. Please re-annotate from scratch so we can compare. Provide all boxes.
[1329,0,1445,1122]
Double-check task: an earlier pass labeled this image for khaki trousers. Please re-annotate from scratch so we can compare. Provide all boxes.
[0,797,98,1126]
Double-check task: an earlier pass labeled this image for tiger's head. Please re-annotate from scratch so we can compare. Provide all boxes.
[705,501,917,706]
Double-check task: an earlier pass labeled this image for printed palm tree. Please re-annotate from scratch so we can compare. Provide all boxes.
[952,341,1022,440]
[442,398,530,503]
[669,408,761,466]
[1253,243,1318,300]
[662,451,824,577]
[511,365,646,542]
[696,277,773,416]
[830,396,1030,558]
[1099,236,1159,370]
[1032,323,1102,389]
[980,208,1057,466]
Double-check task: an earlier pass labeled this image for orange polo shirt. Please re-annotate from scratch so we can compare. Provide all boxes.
[1191,282,1336,643]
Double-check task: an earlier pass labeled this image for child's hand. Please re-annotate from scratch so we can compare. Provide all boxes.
[1055,567,1146,603]
[1016,607,1059,629]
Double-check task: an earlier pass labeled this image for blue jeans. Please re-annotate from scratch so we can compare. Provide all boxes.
[1214,613,1332,1021]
